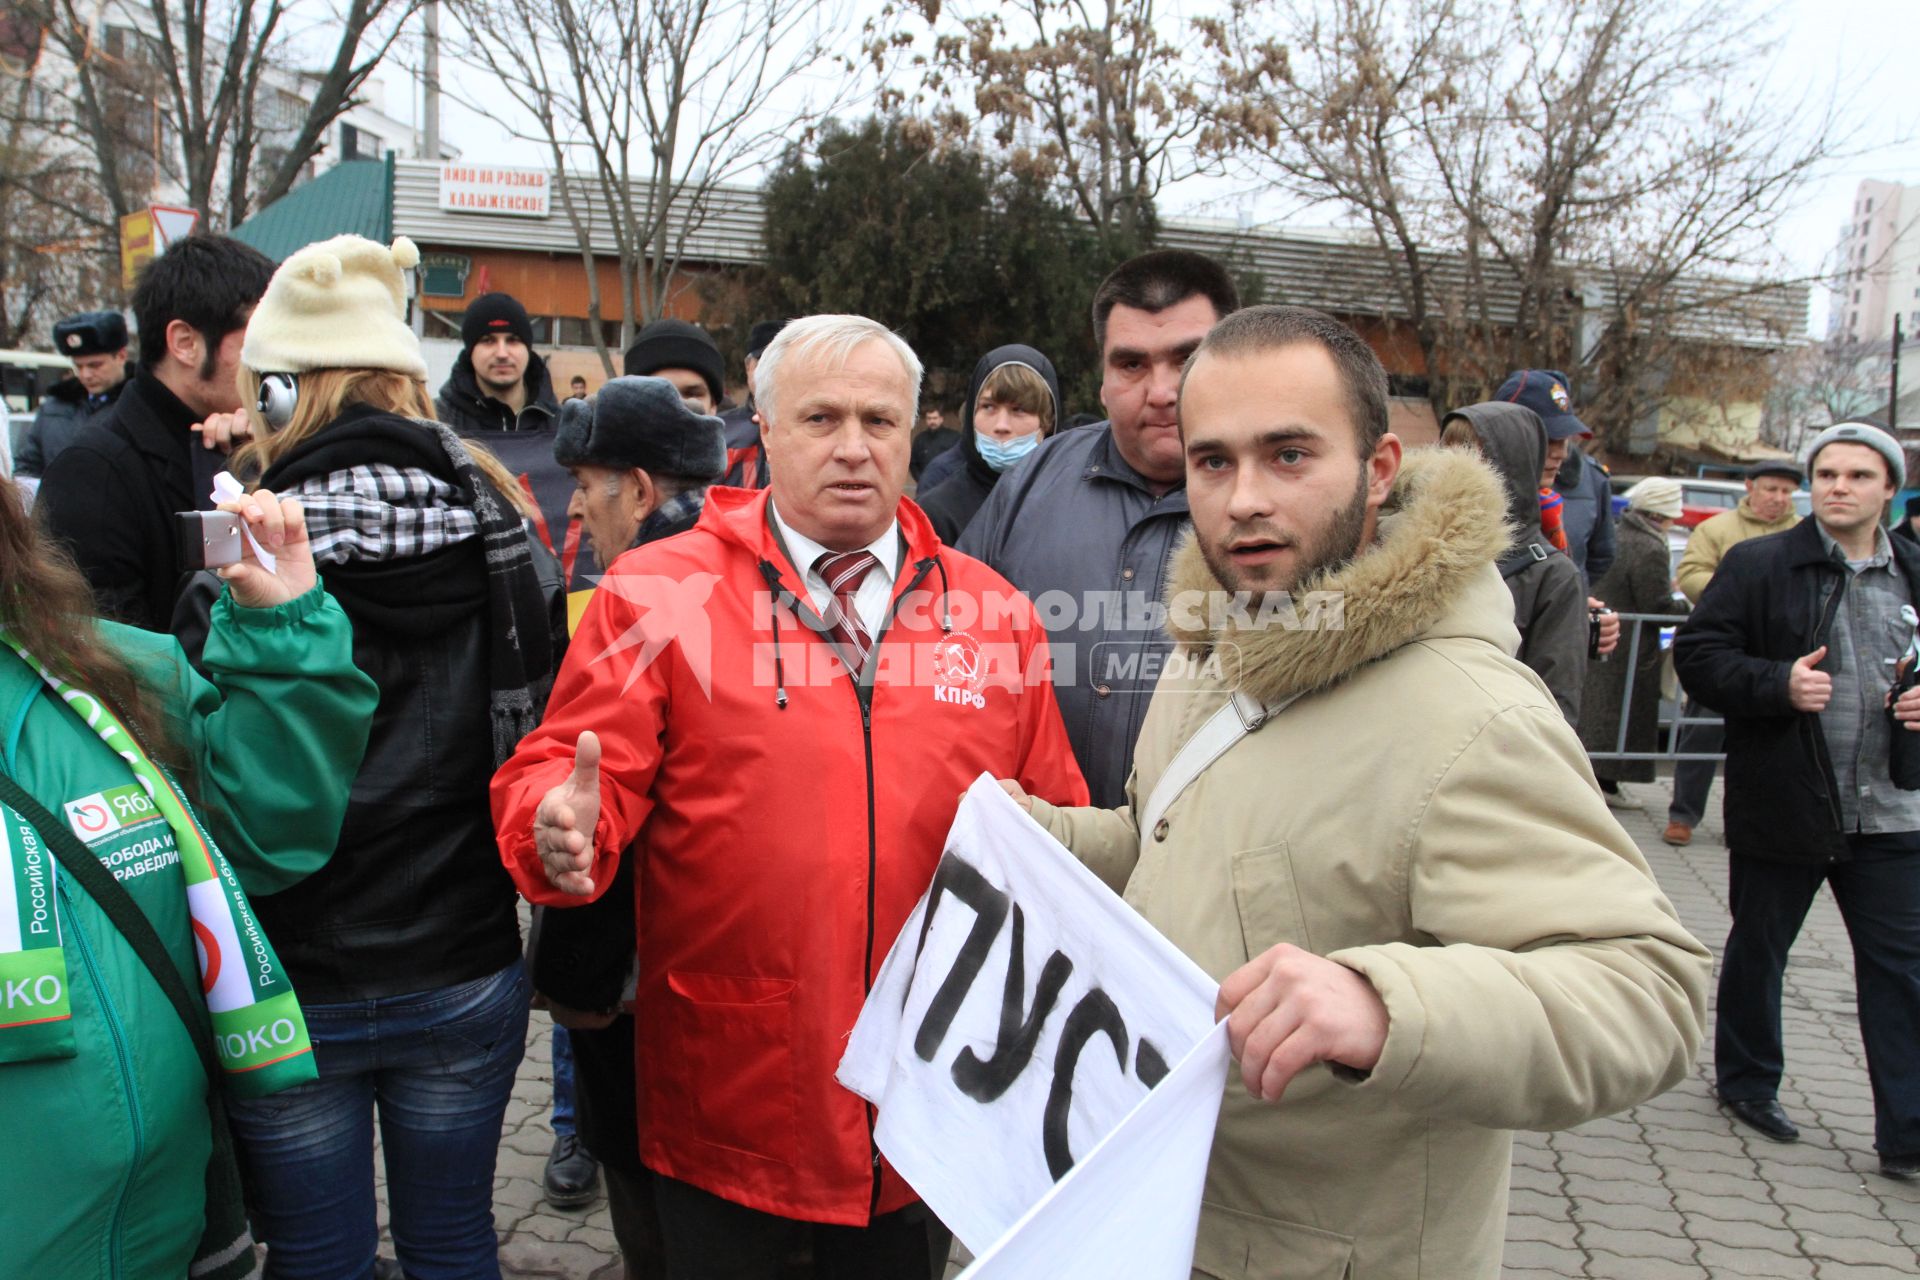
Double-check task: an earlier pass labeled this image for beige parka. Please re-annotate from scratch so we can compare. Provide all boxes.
[1028,448,1711,1280]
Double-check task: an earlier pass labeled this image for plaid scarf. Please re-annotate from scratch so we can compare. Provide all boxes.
[268,412,560,766]
[287,464,480,564]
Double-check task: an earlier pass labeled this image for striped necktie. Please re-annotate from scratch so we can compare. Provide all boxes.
[815,550,880,672]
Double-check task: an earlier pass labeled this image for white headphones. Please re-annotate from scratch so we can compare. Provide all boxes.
[257,372,299,430]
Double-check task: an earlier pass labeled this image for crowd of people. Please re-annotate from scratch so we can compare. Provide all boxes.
[1,226,1911,1280]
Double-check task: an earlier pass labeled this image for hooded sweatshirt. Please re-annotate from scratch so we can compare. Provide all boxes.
[918,344,1062,545]
[1446,402,1590,725]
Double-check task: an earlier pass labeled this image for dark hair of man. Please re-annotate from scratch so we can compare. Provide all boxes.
[1186,305,1390,457]
[1091,249,1241,351]
[131,234,277,373]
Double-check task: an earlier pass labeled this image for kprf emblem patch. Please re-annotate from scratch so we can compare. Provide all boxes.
[931,632,987,710]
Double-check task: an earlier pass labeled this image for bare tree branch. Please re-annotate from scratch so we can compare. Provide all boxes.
[447,0,854,364]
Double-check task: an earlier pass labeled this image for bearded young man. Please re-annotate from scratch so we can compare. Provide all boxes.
[1000,304,1709,1278]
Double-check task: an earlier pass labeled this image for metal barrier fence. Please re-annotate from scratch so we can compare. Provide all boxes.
[1584,611,1726,764]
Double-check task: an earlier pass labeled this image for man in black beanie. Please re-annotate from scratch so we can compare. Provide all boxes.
[435,292,580,583]
[437,292,559,433]
[622,319,725,416]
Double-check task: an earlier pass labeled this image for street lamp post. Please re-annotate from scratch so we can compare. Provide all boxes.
[1894,315,1903,432]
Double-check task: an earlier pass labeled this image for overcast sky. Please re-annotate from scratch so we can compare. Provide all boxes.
[380,0,1918,336]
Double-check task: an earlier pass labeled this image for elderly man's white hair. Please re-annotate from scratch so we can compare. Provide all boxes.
[754,315,924,425]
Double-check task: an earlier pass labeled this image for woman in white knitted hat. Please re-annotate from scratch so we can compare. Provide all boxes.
[183,235,566,1279]
[1581,476,1687,802]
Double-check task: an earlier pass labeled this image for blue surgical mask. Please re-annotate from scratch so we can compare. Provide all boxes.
[976,431,1040,473]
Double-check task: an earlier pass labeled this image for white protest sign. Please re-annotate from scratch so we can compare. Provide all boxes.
[837,775,1227,1275]
[963,1022,1230,1280]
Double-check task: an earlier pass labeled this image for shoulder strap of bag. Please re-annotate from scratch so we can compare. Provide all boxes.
[0,770,220,1085]
[1138,688,1301,846]
[0,771,263,1279]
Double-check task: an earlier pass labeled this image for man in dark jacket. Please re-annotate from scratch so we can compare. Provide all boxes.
[959,249,1239,807]
[1494,368,1616,584]
[911,405,963,489]
[36,236,276,630]
[17,310,131,478]
[1440,402,1588,724]
[435,293,578,579]
[1673,418,1920,1181]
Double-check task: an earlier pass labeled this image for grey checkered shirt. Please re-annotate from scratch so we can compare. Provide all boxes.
[1815,524,1920,833]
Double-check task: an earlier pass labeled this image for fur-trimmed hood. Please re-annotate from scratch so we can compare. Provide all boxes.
[1167,446,1519,706]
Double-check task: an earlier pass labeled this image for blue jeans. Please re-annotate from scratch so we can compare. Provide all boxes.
[1717,835,1920,1158]
[551,1023,576,1138]
[228,961,531,1280]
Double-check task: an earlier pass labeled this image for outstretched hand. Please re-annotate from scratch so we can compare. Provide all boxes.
[535,731,602,896]
[218,487,316,608]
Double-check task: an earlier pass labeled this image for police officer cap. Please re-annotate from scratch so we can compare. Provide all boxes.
[54,311,129,357]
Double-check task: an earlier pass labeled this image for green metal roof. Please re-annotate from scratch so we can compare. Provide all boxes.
[232,155,394,262]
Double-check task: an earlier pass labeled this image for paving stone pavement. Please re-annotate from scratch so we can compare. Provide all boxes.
[398,776,1918,1278]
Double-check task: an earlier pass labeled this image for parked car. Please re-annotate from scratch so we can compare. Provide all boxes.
[1608,474,1810,527]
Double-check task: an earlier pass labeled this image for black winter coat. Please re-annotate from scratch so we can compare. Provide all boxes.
[181,407,568,1000]
[528,489,708,1176]
[17,371,127,477]
[1446,402,1587,725]
[1672,518,1920,863]
[1582,512,1683,782]
[434,350,591,585]
[36,368,224,631]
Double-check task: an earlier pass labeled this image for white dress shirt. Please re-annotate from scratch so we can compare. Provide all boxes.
[768,500,902,637]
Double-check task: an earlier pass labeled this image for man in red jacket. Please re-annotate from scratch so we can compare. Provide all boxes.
[493,314,1088,1279]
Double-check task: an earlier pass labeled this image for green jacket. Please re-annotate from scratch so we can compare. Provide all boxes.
[0,586,375,1279]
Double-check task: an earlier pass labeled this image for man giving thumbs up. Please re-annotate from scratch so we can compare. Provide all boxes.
[1674,419,1920,1181]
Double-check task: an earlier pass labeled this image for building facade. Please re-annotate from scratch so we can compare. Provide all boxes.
[1832,180,1920,344]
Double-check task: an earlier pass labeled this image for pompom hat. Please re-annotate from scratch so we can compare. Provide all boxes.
[241,235,428,380]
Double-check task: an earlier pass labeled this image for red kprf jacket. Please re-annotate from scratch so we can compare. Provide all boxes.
[494,486,1088,1223]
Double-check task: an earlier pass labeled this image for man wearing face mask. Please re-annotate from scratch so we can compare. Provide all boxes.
[917,345,1059,544]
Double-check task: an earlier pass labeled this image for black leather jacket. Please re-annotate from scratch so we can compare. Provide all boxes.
[174,461,567,1003]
